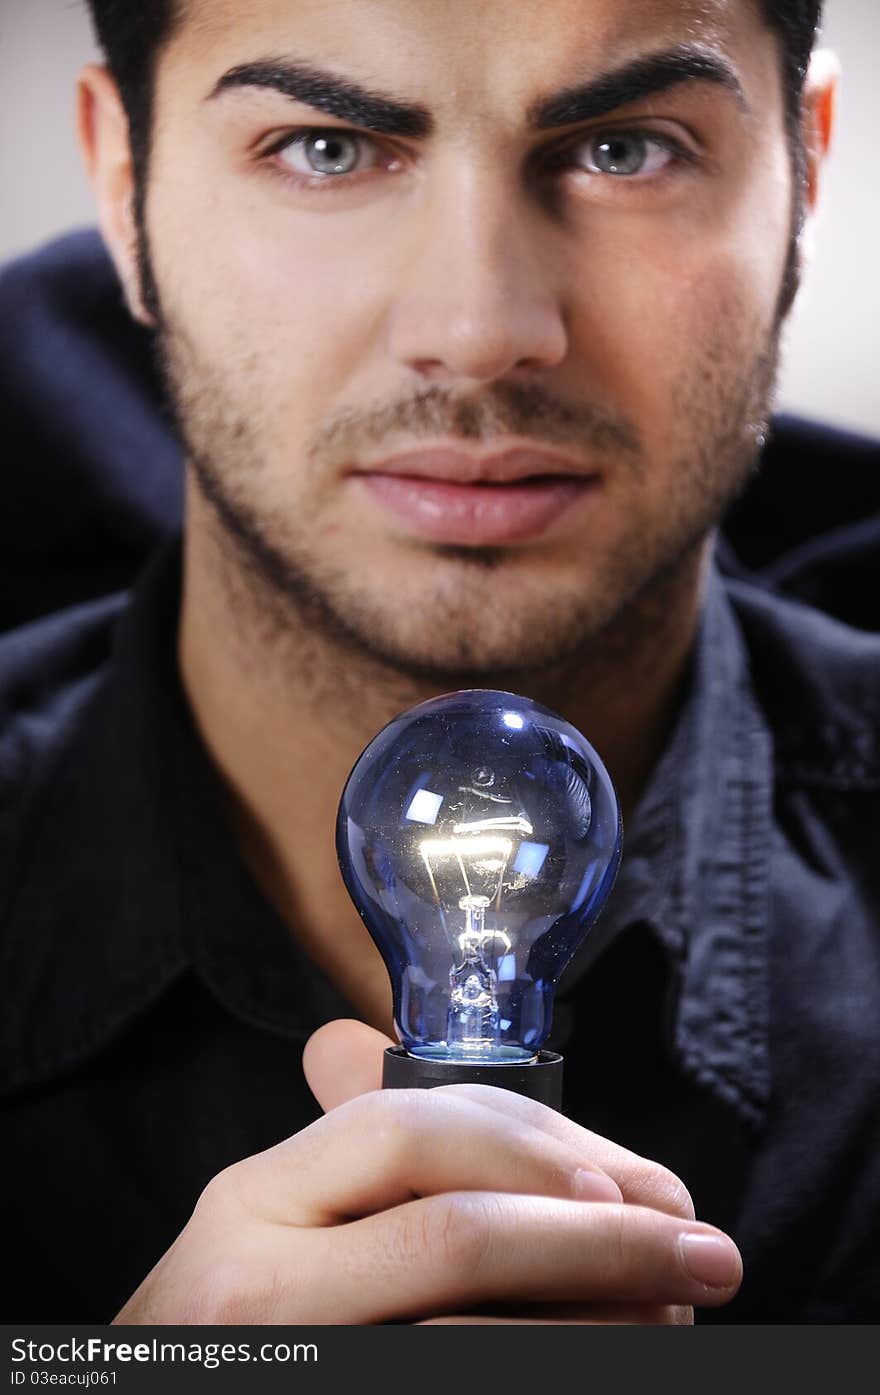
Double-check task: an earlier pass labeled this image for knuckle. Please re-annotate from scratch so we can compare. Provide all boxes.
[656,1171,696,1222]
[605,1202,632,1275]
[419,1191,495,1278]
[368,1087,432,1168]
[600,1201,668,1289]
[630,1161,695,1220]
[193,1162,249,1221]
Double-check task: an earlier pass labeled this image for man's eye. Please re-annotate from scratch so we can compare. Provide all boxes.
[569,132,676,178]
[276,130,378,178]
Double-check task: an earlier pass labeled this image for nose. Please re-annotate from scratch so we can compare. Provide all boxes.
[384,162,569,384]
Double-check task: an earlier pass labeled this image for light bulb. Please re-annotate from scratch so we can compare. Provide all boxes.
[336,689,622,1107]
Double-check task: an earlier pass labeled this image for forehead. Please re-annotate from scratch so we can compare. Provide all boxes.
[173,0,767,115]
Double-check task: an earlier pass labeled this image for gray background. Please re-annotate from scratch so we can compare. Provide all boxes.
[1,0,877,437]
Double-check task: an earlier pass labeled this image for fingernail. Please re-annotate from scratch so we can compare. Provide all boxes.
[573,1168,623,1203]
[679,1232,741,1289]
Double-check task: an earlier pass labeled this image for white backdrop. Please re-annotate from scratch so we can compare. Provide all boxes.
[0,0,876,437]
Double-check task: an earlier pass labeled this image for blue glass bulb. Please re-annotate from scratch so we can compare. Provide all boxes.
[337,690,622,1065]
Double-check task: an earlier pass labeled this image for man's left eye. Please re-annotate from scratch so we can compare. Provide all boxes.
[569,132,676,177]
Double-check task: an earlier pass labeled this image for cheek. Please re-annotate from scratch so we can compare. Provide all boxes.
[668,191,793,351]
[150,169,392,391]
[563,137,792,397]
[568,222,786,444]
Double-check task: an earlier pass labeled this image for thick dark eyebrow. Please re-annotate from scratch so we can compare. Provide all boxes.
[208,60,433,138]
[528,46,748,129]
[207,44,746,142]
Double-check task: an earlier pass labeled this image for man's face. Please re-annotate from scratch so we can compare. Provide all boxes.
[141,0,793,677]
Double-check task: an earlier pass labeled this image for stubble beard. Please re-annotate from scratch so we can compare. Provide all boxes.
[153,301,781,689]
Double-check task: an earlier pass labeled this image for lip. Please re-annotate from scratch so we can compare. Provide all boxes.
[359,474,596,545]
[354,445,597,486]
[352,446,600,546]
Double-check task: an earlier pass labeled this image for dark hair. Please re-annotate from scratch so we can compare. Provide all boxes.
[85,0,824,186]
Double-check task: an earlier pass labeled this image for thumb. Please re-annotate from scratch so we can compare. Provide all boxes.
[303,1018,396,1112]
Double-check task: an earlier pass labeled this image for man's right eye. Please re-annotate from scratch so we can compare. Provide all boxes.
[275,129,380,178]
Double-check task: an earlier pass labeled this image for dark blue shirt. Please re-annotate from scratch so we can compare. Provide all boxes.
[2,538,879,1323]
[3,231,880,1324]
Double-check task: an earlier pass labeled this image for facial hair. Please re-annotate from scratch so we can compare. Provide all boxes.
[153,296,780,689]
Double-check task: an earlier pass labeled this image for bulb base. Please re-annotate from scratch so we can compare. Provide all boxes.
[382,1046,564,1111]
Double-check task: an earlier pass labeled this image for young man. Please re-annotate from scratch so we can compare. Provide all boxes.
[3,0,877,1323]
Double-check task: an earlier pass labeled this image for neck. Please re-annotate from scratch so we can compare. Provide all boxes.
[178,484,711,1033]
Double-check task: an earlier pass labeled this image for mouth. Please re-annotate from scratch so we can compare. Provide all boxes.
[351,446,601,546]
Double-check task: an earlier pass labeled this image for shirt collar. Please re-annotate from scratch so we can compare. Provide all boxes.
[557,559,774,1127]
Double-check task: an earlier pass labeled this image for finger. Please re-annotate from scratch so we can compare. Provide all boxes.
[305,1028,692,1219]
[310,1195,741,1323]
[431,1083,695,1219]
[417,1304,693,1325]
[225,1088,623,1226]
[302,1018,394,1110]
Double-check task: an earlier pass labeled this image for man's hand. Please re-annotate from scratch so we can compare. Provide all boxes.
[113,1020,741,1325]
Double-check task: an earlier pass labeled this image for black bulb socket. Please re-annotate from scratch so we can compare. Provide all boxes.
[382,1045,564,1111]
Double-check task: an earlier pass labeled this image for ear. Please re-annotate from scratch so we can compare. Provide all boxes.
[798,48,840,235]
[786,47,839,298]
[77,64,156,328]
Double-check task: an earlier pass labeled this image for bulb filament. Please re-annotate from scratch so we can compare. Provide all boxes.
[420,818,525,1059]
[447,895,512,1055]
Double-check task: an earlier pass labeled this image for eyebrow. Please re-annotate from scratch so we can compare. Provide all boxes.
[209,60,433,137]
[529,46,748,129]
[208,43,746,139]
